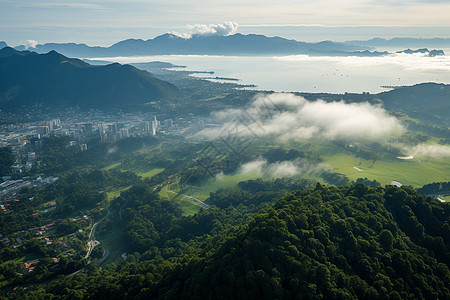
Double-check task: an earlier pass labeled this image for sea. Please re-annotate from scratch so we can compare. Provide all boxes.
[91,51,450,94]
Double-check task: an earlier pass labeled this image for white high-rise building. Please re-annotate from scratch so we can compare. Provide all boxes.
[151,116,158,135]
[143,121,151,134]
[120,128,130,138]
[98,123,107,141]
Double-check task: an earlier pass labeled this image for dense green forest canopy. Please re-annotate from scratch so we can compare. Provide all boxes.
[0,48,180,110]
[0,147,14,177]
[6,182,449,299]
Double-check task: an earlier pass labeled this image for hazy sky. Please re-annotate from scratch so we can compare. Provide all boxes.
[1,0,450,46]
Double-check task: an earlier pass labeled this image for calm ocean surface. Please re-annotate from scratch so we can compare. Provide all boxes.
[93,52,450,94]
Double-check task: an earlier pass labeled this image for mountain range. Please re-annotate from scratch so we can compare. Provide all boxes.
[2,35,448,58]
[2,34,375,58]
[0,47,179,110]
[346,37,450,49]
[1,46,449,120]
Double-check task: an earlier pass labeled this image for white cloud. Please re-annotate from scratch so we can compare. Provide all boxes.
[239,158,266,174]
[275,52,450,73]
[408,144,450,158]
[268,160,303,177]
[239,157,328,177]
[171,21,238,39]
[26,40,38,49]
[199,93,404,143]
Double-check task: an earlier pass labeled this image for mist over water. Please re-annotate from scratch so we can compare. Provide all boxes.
[92,53,450,93]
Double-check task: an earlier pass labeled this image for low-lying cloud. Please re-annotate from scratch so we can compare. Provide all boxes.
[171,21,238,39]
[239,158,325,177]
[275,52,450,73]
[26,40,38,49]
[404,144,450,158]
[198,93,404,143]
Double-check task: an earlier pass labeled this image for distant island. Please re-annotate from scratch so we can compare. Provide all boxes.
[398,48,445,57]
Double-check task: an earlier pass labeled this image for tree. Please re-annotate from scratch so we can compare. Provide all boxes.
[379,229,394,251]
[0,146,15,177]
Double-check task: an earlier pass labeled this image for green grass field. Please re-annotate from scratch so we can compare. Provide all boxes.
[439,197,448,202]
[105,186,132,201]
[196,173,264,200]
[322,152,450,188]
[102,168,164,201]
[159,172,263,216]
[159,183,201,216]
[136,168,164,179]
[101,162,122,170]
[102,160,164,179]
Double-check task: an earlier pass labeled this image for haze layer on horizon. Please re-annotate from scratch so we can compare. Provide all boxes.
[1,0,450,46]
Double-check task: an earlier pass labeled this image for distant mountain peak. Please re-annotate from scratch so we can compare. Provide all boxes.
[0,49,179,110]
[0,46,35,58]
[10,33,369,58]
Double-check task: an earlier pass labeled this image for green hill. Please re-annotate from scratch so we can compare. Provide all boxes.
[0,47,179,110]
[150,184,450,299]
[378,83,450,125]
[8,183,449,299]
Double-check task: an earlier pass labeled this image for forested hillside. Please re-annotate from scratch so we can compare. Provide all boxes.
[0,48,179,110]
[8,183,449,299]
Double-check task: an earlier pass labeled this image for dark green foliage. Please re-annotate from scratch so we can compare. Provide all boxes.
[356,177,381,188]
[0,146,15,176]
[148,185,450,299]
[418,182,450,195]
[321,171,350,186]
[91,245,105,259]
[263,148,315,163]
[5,184,450,299]
[114,184,182,252]
[39,135,81,173]
[378,83,450,125]
[0,48,179,110]
[209,177,314,208]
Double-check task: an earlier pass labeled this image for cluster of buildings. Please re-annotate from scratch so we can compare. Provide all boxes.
[0,175,59,202]
[98,116,174,142]
[0,112,178,173]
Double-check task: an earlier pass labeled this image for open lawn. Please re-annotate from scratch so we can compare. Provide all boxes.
[101,160,164,181]
[197,173,264,201]
[105,186,132,201]
[322,152,450,188]
[159,184,201,216]
[101,162,121,170]
[137,168,164,179]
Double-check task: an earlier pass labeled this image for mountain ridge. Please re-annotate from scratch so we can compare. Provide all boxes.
[346,37,450,49]
[0,47,180,110]
[10,34,450,58]
[12,33,371,58]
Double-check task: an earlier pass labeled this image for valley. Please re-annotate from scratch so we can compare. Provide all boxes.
[0,44,449,299]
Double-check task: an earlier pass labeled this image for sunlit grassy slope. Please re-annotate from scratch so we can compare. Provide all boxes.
[137,168,164,179]
[322,152,450,188]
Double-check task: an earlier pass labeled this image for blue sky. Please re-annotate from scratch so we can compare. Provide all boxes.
[1,0,450,46]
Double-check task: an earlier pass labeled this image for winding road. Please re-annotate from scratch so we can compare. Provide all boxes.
[85,207,110,259]
[182,194,210,209]
[166,177,210,209]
